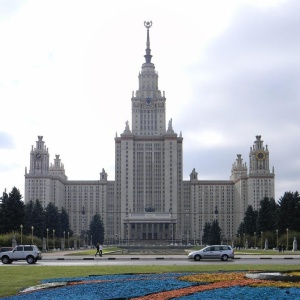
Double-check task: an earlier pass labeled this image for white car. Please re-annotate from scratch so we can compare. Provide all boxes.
[188,245,234,261]
[0,245,42,264]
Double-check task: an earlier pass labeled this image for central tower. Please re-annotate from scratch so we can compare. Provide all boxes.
[114,22,183,241]
[131,21,166,136]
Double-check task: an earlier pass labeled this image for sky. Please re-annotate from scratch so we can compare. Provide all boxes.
[0,0,299,202]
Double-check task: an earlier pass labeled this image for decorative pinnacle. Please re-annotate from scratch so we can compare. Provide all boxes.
[144,21,152,29]
[144,21,153,63]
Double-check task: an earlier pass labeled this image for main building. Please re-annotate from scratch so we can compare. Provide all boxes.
[25,22,275,244]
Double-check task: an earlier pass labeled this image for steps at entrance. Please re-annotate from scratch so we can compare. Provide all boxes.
[118,242,195,255]
[124,247,190,255]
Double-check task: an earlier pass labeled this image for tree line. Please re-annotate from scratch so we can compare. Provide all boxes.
[0,187,105,246]
[202,219,221,245]
[237,191,300,248]
[201,191,300,248]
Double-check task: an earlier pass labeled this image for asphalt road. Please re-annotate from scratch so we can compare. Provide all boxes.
[1,254,299,266]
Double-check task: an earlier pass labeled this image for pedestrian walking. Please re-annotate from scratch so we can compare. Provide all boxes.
[95,243,100,256]
[99,244,103,257]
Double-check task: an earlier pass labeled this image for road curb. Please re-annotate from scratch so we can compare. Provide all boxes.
[44,256,300,261]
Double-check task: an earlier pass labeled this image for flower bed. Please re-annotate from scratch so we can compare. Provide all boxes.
[3,272,300,299]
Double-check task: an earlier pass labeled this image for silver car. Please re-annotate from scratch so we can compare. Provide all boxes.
[188,245,234,261]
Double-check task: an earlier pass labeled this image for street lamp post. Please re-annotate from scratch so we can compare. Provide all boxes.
[63,231,65,250]
[276,230,278,249]
[214,205,218,220]
[286,228,289,251]
[53,229,55,250]
[171,224,174,246]
[68,232,70,249]
[254,232,256,248]
[46,228,49,251]
[31,226,34,244]
[185,212,189,245]
[20,225,23,244]
[261,231,263,250]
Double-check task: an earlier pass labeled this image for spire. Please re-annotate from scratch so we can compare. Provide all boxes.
[167,118,174,133]
[123,120,132,134]
[144,21,152,63]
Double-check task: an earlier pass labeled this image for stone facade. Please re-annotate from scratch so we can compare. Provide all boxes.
[24,22,275,244]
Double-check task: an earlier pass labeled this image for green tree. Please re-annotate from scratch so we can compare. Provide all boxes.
[0,190,9,234]
[243,205,258,235]
[237,221,245,236]
[202,222,212,245]
[89,214,104,245]
[24,200,47,237]
[44,202,61,238]
[60,207,72,237]
[32,200,45,238]
[24,200,34,235]
[0,187,24,234]
[277,191,300,234]
[210,219,221,245]
[257,197,277,233]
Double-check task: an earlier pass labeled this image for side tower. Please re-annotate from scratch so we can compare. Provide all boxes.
[231,135,275,235]
[115,22,182,242]
[49,155,67,180]
[247,135,275,210]
[28,135,50,174]
[231,154,248,234]
[25,136,67,208]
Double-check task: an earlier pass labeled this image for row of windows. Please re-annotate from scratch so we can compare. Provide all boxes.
[195,186,233,191]
[66,187,104,191]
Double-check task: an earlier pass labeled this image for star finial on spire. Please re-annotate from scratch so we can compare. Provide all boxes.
[144,21,153,63]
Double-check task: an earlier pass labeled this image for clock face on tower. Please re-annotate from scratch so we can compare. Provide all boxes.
[36,152,41,159]
[256,151,265,160]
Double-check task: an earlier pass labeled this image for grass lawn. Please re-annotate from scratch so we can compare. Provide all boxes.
[235,249,300,255]
[1,264,300,298]
[65,247,121,256]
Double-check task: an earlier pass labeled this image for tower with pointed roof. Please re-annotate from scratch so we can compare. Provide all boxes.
[247,135,275,210]
[114,21,181,241]
[25,136,67,209]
